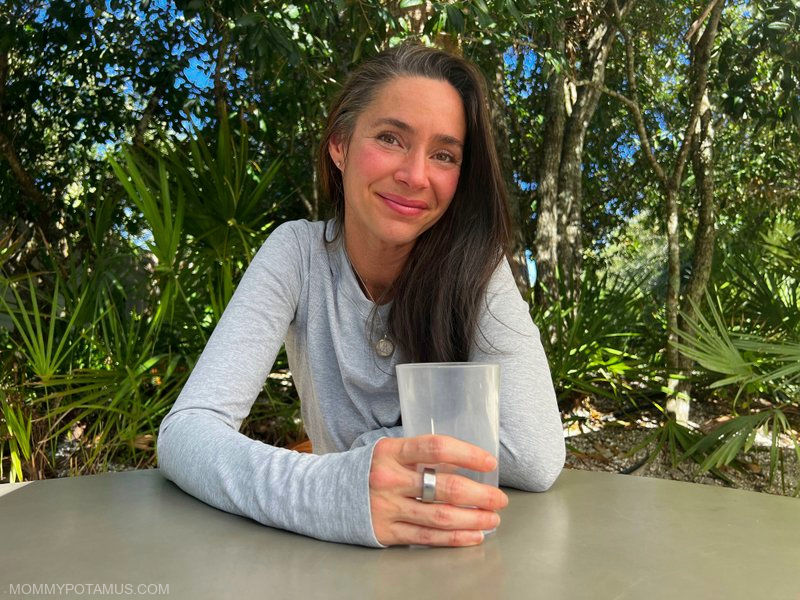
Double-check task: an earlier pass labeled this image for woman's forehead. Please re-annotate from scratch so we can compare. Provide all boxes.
[359,76,466,139]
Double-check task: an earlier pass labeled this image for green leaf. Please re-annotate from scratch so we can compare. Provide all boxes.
[445,5,465,32]
[236,14,261,28]
[684,412,772,472]
[767,21,790,30]
[505,0,523,24]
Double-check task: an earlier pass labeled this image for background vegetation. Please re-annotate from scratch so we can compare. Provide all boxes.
[0,0,797,493]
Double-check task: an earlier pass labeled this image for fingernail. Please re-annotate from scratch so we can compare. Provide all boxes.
[485,455,497,470]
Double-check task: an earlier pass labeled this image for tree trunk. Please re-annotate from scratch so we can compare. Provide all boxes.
[664,183,686,421]
[214,28,230,123]
[557,1,631,300]
[673,89,718,415]
[665,0,725,423]
[683,91,717,315]
[491,64,530,294]
[0,130,47,211]
[556,135,583,301]
[133,86,163,148]
[533,38,566,307]
[556,0,636,304]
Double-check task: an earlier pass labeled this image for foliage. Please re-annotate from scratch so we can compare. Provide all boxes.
[685,409,798,492]
[0,1,798,494]
[671,218,800,488]
[531,264,657,406]
[1,389,32,483]
[0,122,301,481]
[719,0,800,133]
[0,0,201,255]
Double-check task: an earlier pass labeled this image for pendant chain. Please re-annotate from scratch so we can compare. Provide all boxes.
[344,247,396,357]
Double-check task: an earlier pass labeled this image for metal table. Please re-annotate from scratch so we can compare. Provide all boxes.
[1,468,798,599]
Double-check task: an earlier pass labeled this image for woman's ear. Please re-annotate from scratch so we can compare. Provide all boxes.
[328,135,346,170]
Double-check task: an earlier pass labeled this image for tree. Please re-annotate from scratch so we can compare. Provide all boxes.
[0,0,202,270]
[503,1,639,309]
[586,0,724,422]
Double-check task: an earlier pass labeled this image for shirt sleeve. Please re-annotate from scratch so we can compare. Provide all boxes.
[156,222,383,547]
[471,257,566,491]
[350,426,405,449]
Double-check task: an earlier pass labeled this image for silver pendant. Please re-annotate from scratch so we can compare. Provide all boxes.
[375,335,395,357]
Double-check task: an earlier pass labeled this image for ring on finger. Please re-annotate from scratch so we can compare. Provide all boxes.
[420,468,436,503]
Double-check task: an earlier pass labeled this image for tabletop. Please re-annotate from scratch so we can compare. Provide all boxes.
[1,467,798,600]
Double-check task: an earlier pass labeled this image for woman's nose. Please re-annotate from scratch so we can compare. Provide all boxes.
[394,150,429,190]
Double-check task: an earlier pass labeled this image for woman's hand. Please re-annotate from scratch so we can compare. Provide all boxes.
[369,434,508,546]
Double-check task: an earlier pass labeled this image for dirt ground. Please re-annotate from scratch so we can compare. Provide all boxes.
[562,396,800,498]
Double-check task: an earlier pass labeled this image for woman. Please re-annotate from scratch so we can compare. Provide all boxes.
[157,43,564,548]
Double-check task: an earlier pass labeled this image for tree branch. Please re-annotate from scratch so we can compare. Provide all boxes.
[685,0,721,42]
[575,76,668,188]
[602,0,670,188]
[670,0,725,190]
[133,85,163,147]
[0,129,47,208]
[570,0,639,128]
[0,51,8,113]
[214,27,231,123]
[610,0,624,26]
[622,24,638,101]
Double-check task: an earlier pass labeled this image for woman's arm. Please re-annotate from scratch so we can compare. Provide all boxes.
[471,258,566,492]
[350,426,403,449]
[354,258,564,493]
[157,222,382,546]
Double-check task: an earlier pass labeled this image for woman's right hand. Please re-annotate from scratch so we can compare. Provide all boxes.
[369,434,508,546]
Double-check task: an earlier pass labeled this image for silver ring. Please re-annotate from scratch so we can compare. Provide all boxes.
[420,468,436,503]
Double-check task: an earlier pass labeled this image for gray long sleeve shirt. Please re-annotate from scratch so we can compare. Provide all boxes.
[157,219,565,547]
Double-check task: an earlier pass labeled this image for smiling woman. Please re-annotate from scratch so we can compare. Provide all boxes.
[328,76,464,296]
[157,43,565,549]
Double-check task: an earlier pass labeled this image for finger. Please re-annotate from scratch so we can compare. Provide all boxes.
[387,467,507,510]
[398,497,501,531]
[398,435,498,472]
[388,522,486,547]
[423,471,508,510]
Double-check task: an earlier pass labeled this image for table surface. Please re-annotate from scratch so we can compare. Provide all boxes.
[1,468,798,600]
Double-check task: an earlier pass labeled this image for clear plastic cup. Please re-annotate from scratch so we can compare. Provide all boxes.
[396,362,500,489]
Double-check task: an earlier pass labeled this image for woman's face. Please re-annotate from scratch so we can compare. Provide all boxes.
[329,76,466,255]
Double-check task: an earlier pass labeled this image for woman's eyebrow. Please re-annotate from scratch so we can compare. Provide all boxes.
[370,117,464,148]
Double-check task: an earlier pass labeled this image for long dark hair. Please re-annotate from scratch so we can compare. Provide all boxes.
[318,43,511,362]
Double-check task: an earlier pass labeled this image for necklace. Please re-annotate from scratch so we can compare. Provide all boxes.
[344,248,395,358]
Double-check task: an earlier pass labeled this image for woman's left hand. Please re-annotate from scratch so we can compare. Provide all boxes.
[368,434,508,546]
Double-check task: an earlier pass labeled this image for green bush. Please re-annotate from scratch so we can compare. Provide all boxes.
[0,121,303,482]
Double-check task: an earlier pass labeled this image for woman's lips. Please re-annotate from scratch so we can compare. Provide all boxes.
[378,193,427,216]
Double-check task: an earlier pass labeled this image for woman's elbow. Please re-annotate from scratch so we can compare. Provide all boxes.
[503,441,566,492]
[156,413,178,478]
[530,451,565,492]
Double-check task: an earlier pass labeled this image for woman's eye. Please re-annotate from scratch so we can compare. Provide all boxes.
[433,151,457,163]
[376,133,399,145]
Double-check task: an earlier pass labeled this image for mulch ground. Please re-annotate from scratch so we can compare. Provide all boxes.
[562,396,799,497]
